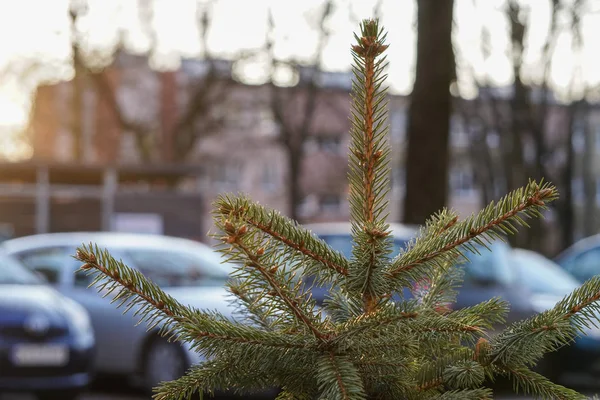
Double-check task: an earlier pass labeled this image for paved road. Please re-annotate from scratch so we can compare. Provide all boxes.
[2,392,598,400]
[1,379,598,400]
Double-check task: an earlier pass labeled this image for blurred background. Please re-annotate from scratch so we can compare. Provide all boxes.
[1,0,600,399]
[2,0,599,256]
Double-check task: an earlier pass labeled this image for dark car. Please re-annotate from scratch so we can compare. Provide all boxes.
[555,233,600,284]
[511,248,600,382]
[0,251,95,400]
[304,222,538,326]
[304,223,600,380]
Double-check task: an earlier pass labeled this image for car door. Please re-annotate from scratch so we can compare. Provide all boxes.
[455,245,510,309]
[14,246,140,375]
[454,242,533,325]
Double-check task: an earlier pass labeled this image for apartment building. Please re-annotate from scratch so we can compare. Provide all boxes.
[26,52,491,239]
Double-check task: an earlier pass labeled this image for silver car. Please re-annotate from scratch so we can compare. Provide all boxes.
[1,232,235,393]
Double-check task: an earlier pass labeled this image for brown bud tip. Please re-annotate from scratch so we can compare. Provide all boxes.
[256,247,265,256]
[237,225,248,235]
[539,188,554,198]
[269,265,279,274]
[80,263,93,270]
[225,236,236,244]
[76,250,96,264]
[156,301,165,310]
[224,220,235,234]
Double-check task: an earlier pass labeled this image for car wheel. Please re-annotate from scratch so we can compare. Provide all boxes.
[35,389,82,400]
[143,338,188,393]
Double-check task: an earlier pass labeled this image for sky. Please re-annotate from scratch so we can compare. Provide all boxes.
[0,0,599,158]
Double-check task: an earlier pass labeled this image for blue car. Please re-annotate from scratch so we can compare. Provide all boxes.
[555,233,600,284]
[303,223,600,381]
[303,222,540,325]
[0,251,95,400]
[511,248,600,382]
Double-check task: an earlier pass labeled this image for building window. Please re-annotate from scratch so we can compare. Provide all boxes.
[298,194,319,218]
[321,194,341,213]
[572,121,585,153]
[257,109,278,137]
[213,163,242,190]
[307,135,343,154]
[261,163,278,193]
[318,136,342,154]
[486,130,500,149]
[450,116,468,147]
[450,167,476,198]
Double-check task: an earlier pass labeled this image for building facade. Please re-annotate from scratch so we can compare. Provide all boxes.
[26,52,526,242]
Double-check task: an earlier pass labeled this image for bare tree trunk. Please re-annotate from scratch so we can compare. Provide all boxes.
[70,10,84,162]
[286,146,303,221]
[560,101,578,250]
[582,101,596,237]
[456,98,496,205]
[265,2,333,221]
[403,0,454,224]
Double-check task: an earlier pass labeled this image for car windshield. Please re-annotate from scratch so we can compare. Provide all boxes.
[459,241,516,286]
[512,251,580,295]
[317,234,411,259]
[125,247,231,288]
[0,254,43,285]
[317,234,516,285]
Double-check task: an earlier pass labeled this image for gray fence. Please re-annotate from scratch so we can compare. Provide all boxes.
[0,162,206,240]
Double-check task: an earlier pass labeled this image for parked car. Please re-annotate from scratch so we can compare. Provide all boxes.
[305,223,600,379]
[1,232,236,394]
[510,248,600,381]
[555,233,600,284]
[304,222,539,325]
[0,250,95,400]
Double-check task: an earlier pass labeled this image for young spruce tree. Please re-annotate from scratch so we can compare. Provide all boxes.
[76,20,600,400]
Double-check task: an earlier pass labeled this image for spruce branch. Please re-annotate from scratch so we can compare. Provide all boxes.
[412,256,463,311]
[317,353,366,400]
[500,366,585,400]
[415,347,476,390]
[346,18,393,313]
[434,388,493,400]
[489,275,600,367]
[75,245,318,353]
[153,358,267,400]
[76,244,191,323]
[226,279,276,330]
[386,180,558,288]
[213,213,329,340]
[214,194,350,279]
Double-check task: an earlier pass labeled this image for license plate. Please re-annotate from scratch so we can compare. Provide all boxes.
[11,344,69,367]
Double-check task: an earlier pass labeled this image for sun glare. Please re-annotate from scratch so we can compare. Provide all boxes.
[0,0,599,134]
